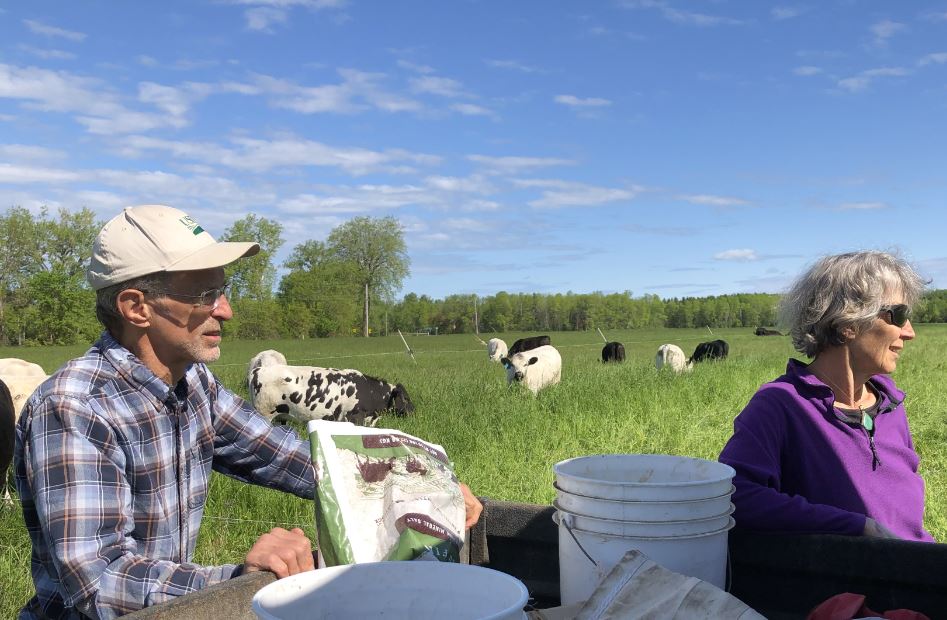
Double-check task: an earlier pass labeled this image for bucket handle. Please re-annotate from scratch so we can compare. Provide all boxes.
[560,512,598,567]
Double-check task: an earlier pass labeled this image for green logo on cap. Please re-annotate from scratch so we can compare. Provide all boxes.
[179,216,205,236]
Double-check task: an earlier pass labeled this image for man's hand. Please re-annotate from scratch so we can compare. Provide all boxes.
[863,517,899,539]
[243,527,314,579]
[459,483,483,529]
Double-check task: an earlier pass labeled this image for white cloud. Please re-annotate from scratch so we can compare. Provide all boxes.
[0,163,81,184]
[252,68,423,114]
[22,19,87,42]
[486,59,542,73]
[554,94,612,108]
[120,134,441,176]
[919,52,947,66]
[0,144,67,162]
[870,20,906,46]
[714,249,758,261]
[0,63,196,134]
[513,179,640,208]
[618,1,742,27]
[137,55,159,67]
[397,60,435,74]
[450,102,495,117]
[837,66,910,92]
[17,45,76,60]
[793,66,822,76]
[409,75,468,98]
[467,154,576,174]
[838,201,887,210]
[677,194,749,207]
[424,175,493,194]
[245,7,288,32]
[771,6,804,20]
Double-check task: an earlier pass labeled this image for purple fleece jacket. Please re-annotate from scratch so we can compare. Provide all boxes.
[719,359,933,542]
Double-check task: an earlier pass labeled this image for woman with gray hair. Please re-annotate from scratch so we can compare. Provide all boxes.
[719,250,933,541]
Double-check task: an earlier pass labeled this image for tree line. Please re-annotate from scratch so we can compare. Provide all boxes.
[2,206,946,346]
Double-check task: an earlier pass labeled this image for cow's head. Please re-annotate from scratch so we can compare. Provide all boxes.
[388,383,415,416]
[504,354,539,382]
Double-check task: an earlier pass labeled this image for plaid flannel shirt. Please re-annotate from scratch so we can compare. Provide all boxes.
[14,332,314,619]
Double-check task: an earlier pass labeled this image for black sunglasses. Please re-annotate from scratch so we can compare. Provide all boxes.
[879,304,911,328]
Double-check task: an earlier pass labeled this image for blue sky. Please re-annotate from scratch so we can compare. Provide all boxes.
[2,1,946,299]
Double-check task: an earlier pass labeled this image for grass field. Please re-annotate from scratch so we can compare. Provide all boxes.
[2,326,946,615]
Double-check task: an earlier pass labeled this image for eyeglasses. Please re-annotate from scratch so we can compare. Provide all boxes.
[141,281,231,310]
[879,303,911,328]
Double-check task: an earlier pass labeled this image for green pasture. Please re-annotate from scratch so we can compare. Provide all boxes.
[2,326,947,615]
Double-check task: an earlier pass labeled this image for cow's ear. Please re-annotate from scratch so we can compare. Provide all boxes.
[500,357,510,368]
[528,356,538,365]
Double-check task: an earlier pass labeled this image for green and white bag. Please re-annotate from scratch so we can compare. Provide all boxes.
[308,419,466,566]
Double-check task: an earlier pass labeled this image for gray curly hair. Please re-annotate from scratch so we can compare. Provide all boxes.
[779,250,926,358]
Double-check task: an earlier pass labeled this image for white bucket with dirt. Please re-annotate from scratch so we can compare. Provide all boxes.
[554,482,735,521]
[554,511,734,606]
[554,454,735,501]
[252,561,529,620]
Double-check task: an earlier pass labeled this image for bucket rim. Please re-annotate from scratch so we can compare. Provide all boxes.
[553,511,736,541]
[552,500,734,526]
[553,481,735,505]
[553,454,736,488]
[251,561,530,620]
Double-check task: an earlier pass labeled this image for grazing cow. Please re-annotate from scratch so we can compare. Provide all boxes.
[602,342,626,363]
[501,345,562,395]
[1,378,14,503]
[690,339,730,363]
[487,338,508,363]
[249,364,414,426]
[0,358,49,421]
[755,327,782,336]
[508,335,551,356]
[247,349,288,390]
[655,344,692,373]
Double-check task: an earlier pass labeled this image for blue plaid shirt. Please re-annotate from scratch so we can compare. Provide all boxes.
[14,332,314,619]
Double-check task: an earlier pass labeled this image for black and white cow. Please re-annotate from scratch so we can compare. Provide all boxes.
[508,335,551,357]
[601,342,626,363]
[755,327,782,336]
[1,378,15,503]
[249,365,414,426]
[501,345,562,395]
[690,339,729,363]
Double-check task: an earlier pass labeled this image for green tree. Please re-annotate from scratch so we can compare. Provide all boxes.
[326,216,409,337]
[277,240,362,337]
[220,214,283,301]
[0,207,44,343]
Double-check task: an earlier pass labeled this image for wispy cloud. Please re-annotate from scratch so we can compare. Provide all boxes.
[120,134,440,176]
[771,6,805,20]
[918,52,947,66]
[554,94,612,108]
[485,59,543,73]
[409,75,468,98]
[245,7,288,32]
[18,45,76,60]
[870,20,906,46]
[513,179,640,208]
[0,144,67,162]
[0,163,80,184]
[714,249,758,261]
[450,103,496,118]
[397,59,435,74]
[837,66,910,92]
[793,66,822,76]
[677,194,750,207]
[618,0,743,27]
[22,19,86,42]
[467,154,576,174]
[251,68,423,114]
[838,201,888,210]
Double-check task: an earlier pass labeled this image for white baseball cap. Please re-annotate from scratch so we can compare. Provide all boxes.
[86,205,260,290]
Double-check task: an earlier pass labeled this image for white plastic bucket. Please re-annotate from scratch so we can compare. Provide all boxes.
[554,512,734,606]
[553,501,733,537]
[252,561,529,620]
[554,482,735,521]
[554,454,735,501]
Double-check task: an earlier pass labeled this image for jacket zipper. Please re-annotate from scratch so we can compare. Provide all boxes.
[864,426,882,471]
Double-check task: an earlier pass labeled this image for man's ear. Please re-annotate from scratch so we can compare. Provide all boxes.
[116,289,152,329]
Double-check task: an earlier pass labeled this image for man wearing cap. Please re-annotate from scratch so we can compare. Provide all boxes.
[14,205,483,619]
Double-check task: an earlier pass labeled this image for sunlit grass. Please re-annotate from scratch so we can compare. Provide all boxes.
[2,326,946,616]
